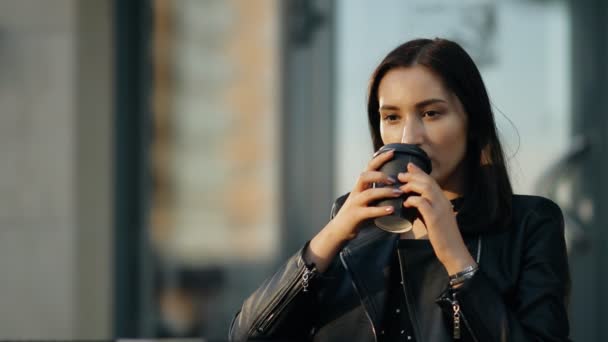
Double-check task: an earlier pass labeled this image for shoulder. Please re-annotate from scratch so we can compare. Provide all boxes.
[508,196,569,288]
[511,194,563,221]
[510,194,565,236]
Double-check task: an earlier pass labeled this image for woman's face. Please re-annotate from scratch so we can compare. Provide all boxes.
[378,66,468,193]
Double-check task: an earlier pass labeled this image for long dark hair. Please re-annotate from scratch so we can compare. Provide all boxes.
[367,38,512,232]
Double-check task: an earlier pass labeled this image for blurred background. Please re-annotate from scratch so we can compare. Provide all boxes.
[0,0,606,340]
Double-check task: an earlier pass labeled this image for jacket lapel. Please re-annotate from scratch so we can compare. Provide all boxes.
[339,221,399,335]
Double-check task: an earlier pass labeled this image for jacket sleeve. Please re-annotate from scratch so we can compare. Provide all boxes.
[228,245,320,341]
[228,195,349,341]
[436,198,571,341]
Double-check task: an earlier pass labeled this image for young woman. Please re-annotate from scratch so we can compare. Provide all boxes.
[229,38,571,342]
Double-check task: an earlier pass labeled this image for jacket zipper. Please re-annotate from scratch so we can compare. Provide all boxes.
[340,250,378,342]
[449,292,480,342]
[249,263,308,335]
[396,248,423,342]
[452,235,482,341]
[302,264,316,292]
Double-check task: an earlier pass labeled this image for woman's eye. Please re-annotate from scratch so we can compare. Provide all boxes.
[383,114,399,122]
[422,110,440,118]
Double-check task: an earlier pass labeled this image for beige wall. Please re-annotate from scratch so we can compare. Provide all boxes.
[0,0,113,338]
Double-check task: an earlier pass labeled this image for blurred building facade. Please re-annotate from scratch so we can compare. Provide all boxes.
[0,0,607,341]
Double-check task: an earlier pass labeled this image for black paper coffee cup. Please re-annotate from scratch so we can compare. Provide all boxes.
[373,143,432,233]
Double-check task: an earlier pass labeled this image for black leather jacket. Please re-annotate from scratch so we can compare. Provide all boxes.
[229,194,571,341]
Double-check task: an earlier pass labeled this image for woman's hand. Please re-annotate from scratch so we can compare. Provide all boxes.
[330,149,404,240]
[398,163,477,275]
[305,149,402,272]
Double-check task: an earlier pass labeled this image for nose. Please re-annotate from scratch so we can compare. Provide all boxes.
[400,116,424,145]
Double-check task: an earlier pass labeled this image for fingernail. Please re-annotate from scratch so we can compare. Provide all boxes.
[392,189,403,194]
[385,206,394,212]
[387,176,396,184]
[399,172,407,178]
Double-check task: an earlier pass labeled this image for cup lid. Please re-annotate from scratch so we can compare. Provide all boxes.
[376,143,431,173]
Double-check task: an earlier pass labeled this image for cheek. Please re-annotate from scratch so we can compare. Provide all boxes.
[445,127,467,152]
[379,122,401,144]
[430,122,467,164]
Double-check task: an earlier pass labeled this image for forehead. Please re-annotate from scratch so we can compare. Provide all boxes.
[378,66,451,106]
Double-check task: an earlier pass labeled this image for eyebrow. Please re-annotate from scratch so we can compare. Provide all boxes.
[379,98,447,111]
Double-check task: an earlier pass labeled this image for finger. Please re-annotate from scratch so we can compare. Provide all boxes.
[355,170,396,192]
[357,187,403,204]
[397,169,433,184]
[403,195,433,217]
[359,205,395,219]
[366,149,395,171]
[407,162,423,173]
[398,179,437,200]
